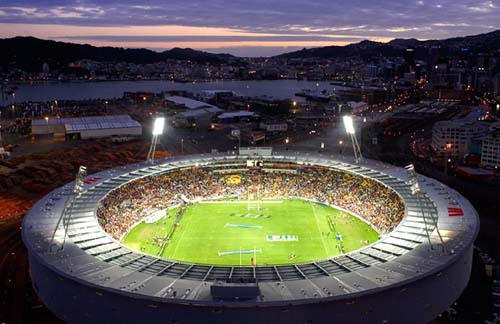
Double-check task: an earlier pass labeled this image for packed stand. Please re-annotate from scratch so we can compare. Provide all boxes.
[97,167,405,240]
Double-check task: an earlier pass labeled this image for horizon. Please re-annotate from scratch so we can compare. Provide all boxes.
[0,1,499,56]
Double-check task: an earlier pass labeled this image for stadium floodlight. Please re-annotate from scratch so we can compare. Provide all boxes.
[152,117,165,136]
[147,116,165,162]
[405,163,446,252]
[343,115,355,134]
[49,165,88,252]
[343,115,362,163]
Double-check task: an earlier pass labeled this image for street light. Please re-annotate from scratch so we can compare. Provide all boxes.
[285,137,289,144]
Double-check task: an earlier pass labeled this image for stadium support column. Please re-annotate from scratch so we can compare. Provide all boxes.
[48,166,87,252]
[405,164,446,253]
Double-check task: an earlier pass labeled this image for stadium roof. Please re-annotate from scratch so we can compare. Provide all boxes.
[22,152,479,313]
[21,152,481,324]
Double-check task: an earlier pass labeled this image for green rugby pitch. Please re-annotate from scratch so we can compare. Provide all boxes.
[122,199,379,266]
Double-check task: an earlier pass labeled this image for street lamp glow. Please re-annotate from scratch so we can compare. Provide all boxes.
[343,116,355,134]
[152,117,165,135]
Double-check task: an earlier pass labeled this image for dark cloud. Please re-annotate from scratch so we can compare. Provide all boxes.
[0,0,499,55]
[55,35,363,42]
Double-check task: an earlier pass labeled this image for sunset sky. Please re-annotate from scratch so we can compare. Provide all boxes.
[0,0,499,56]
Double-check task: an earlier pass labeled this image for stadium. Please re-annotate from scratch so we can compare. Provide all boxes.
[22,148,479,324]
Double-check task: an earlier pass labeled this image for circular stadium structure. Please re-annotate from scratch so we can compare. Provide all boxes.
[22,149,479,324]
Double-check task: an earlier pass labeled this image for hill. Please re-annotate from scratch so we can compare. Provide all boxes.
[276,29,500,59]
[0,37,234,72]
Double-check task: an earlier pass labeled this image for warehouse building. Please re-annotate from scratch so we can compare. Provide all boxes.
[166,96,223,128]
[31,115,142,140]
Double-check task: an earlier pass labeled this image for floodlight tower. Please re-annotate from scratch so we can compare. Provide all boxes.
[147,116,165,163]
[49,165,87,252]
[0,126,6,160]
[343,116,362,163]
[405,164,446,252]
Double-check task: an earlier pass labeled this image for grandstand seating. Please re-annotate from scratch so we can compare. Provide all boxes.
[55,157,440,282]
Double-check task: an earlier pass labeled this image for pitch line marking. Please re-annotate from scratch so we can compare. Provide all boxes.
[167,209,194,260]
[224,223,262,229]
[218,249,262,256]
[199,200,283,204]
[311,203,329,257]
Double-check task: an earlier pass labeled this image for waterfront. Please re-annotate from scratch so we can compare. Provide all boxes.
[5,80,335,103]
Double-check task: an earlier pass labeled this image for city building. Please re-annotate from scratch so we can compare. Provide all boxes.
[431,119,490,157]
[481,122,500,168]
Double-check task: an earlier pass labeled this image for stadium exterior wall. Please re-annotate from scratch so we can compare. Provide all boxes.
[27,240,473,324]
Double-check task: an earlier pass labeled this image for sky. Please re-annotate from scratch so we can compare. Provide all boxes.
[0,0,499,56]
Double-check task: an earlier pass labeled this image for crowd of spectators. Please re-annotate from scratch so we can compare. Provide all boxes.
[97,166,405,240]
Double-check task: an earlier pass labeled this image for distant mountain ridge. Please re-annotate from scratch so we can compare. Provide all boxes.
[1,30,500,71]
[276,29,500,59]
[0,36,235,72]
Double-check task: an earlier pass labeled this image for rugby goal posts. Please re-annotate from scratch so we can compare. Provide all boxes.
[247,186,263,211]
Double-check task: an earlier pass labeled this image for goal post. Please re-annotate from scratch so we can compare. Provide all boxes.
[247,186,262,211]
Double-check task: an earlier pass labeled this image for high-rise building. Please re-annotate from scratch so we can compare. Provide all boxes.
[404,48,415,70]
[428,46,440,70]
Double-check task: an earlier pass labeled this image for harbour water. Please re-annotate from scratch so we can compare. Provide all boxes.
[6,80,336,104]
